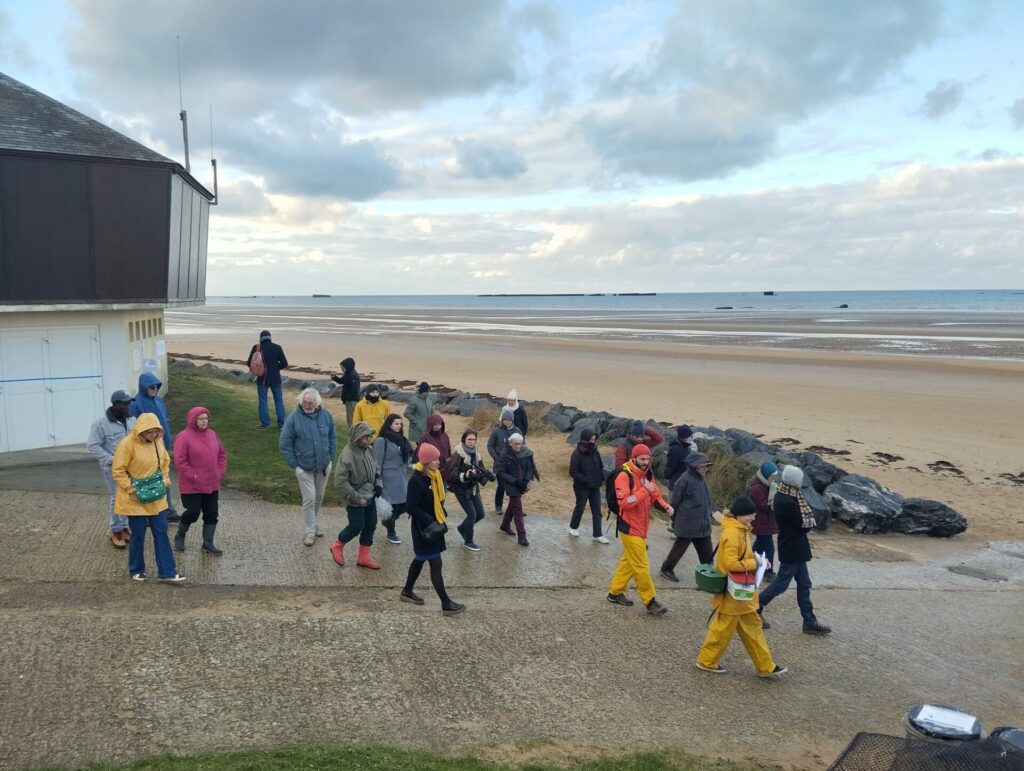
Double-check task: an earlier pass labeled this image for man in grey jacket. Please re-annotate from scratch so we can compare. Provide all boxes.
[660,452,715,582]
[331,421,384,570]
[279,388,337,546]
[404,382,436,445]
[86,390,136,549]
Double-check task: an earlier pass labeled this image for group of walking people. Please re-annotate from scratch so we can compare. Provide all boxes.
[90,340,831,670]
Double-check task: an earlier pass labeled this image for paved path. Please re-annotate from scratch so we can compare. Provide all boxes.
[1,448,1022,770]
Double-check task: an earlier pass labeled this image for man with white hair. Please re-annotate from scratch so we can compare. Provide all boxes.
[279,388,337,546]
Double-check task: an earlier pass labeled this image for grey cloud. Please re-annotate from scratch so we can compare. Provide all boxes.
[453,138,528,179]
[215,179,277,219]
[581,0,944,181]
[921,80,964,119]
[974,148,1011,162]
[1011,98,1024,128]
[0,11,35,70]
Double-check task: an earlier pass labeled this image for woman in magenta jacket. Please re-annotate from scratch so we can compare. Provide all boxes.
[173,405,228,554]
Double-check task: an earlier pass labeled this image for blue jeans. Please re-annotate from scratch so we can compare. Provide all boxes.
[127,510,178,579]
[101,465,129,532]
[339,503,377,546]
[753,534,776,572]
[455,490,486,543]
[257,381,285,427]
[758,561,816,624]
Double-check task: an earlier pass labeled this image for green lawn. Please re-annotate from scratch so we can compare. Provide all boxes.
[164,368,347,506]
[42,746,764,770]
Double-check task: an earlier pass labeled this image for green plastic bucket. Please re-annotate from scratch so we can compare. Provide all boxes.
[695,564,726,593]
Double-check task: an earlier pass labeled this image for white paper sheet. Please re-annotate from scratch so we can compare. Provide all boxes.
[916,705,977,733]
[754,552,768,588]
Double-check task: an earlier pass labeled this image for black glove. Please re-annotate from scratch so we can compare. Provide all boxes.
[373,485,383,499]
[331,373,344,384]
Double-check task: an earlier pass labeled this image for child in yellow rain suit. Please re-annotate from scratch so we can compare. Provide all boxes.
[696,496,786,678]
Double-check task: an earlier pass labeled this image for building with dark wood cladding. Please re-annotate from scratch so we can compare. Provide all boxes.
[0,71,214,452]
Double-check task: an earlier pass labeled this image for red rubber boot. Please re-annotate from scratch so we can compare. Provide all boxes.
[356,544,381,570]
[330,539,345,567]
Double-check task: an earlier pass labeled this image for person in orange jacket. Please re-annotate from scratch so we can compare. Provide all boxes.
[607,444,674,615]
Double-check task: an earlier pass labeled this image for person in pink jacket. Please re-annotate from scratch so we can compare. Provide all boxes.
[172,405,228,554]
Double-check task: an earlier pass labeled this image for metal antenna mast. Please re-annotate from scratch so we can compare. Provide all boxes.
[177,36,190,173]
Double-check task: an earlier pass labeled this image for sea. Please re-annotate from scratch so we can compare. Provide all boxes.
[169,290,1024,361]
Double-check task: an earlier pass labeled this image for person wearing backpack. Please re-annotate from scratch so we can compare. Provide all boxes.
[607,444,673,616]
[659,452,715,582]
[246,330,289,430]
[695,496,786,678]
[568,428,609,543]
[131,372,180,523]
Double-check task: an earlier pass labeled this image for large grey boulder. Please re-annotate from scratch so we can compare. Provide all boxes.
[599,417,632,442]
[448,393,495,416]
[170,358,195,369]
[894,498,968,537]
[801,484,831,530]
[796,451,847,493]
[725,428,774,456]
[567,417,607,445]
[824,474,905,534]
[310,379,337,395]
[543,403,578,432]
[384,390,415,404]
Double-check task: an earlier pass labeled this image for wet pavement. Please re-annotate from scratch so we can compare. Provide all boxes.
[0,447,1022,770]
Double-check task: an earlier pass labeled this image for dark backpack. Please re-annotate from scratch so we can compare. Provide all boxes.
[249,343,267,378]
[604,466,635,516]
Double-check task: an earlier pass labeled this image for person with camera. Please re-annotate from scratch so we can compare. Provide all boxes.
[444,429,494,551]
[401,443,465,615]
[495,433,539,546]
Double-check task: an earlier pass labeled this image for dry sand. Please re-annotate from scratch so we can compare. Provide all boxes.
[168,321,1024,540]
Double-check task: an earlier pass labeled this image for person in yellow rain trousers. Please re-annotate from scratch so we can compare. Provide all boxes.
[606,444,674,616]
[696,496,787,678]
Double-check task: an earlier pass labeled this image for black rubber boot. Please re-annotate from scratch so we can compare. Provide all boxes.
[201,523,223,555]
[173,521,190,552]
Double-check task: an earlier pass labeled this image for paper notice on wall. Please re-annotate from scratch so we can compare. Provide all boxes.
[156,339,166,356]
[131,343,143,372]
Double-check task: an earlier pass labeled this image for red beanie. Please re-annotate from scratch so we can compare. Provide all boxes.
[417,443,440,464]
[631,443,652,459]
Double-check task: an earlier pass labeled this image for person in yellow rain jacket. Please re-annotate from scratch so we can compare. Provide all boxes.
[695,496,786,678]
[111,413,186,584]
[352,384,391,440]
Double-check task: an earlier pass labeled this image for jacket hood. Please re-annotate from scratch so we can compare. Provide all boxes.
[349,421,375,443]
[186,405,210,430]
[686,452,711,469]
[341,357,355,370]
[131,412,163,438]
[137,371,162,392]
[721,515,752,534]
[426,414,446,433]
[512,444,534,460]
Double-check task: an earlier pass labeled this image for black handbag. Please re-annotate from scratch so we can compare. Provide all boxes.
[421,520,448,543]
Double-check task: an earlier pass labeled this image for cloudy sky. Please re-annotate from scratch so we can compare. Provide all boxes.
[1,0,1022,295]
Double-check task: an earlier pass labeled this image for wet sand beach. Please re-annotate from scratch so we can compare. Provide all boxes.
[167,302,1024,539]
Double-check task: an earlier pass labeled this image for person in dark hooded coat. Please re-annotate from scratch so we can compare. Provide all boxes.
[664,425,698,488]
[331,357,360,426]
[417,414,452,467]
[659,452,715,582]
[568,428,609,543]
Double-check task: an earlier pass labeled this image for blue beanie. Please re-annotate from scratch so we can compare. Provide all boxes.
[630,420,645,436]
[760,460,778,478]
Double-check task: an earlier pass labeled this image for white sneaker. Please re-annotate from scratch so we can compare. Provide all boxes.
[303,534,315,546]
[159,574,187,584]
[568,528,580,537]
[593,535,610,544]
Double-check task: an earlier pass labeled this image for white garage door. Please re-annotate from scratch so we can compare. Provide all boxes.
[0,326,104,452]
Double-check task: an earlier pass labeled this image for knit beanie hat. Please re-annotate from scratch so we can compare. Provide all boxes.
[630,443,652,459]
[730,496,757,516]
[781,465,803,486]
[759,460,778,478]
[507,388,518,401]
[259,330,271,341]
[629,420,645,436]
[676,424,694,441]
[418,381,430,393]
[417,443,440,464]
[500,407,515,422]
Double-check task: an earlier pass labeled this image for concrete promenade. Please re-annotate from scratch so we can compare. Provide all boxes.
[1,448,1022,770]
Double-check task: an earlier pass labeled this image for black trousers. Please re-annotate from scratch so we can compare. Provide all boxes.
[569,484,603,536]
[180,491,219,525]
[661,535,714,572]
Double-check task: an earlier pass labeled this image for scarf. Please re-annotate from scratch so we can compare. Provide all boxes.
[414,463,446,524]
[379,427,412,463]
[779,482,815,529]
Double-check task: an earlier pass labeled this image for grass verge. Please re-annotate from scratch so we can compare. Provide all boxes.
[41,745,765,770]
[164,368,347,506]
